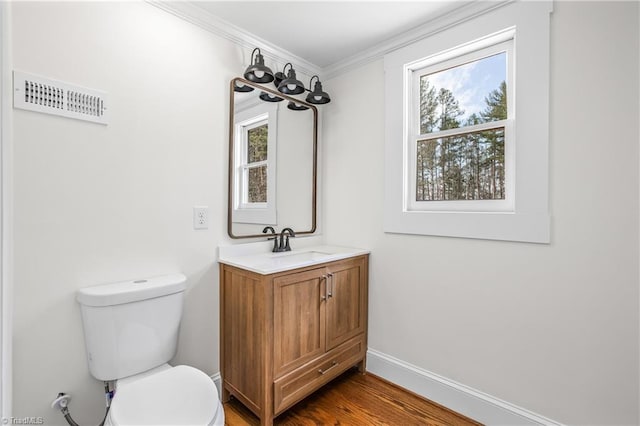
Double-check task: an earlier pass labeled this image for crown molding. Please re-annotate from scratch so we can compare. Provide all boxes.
[146,1,322,78]
[322,0,514,79]
[148,1,513,81]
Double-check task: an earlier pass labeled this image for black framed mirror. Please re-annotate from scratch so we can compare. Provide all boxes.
[227,77,317,239]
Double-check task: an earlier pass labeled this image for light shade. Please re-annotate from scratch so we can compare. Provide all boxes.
[259,91,283,102]
[306,77,331,104]
[234,82,254,93]
[244,48,274,84]
[277,63,305,95]
[287,101,309,111]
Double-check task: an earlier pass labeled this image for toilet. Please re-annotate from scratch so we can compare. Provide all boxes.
[76,273,224,425]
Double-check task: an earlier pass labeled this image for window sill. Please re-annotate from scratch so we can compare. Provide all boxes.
[383,208,550,243]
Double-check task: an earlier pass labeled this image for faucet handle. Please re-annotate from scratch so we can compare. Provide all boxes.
[281,227,296,237]
[263,226,279,252]
[262,226,276,236]
[280,228,295,252]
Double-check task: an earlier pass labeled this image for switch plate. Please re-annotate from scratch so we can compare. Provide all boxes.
[193,206,209,230]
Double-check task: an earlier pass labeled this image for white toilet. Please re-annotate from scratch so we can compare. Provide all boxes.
[76,273,225,425]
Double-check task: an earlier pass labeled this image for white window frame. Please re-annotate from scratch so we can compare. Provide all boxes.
[233,101,277,225]
[384,1,552,243]
[408,38,514,212]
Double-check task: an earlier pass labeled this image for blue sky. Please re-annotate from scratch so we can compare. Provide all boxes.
[426,52,506,123]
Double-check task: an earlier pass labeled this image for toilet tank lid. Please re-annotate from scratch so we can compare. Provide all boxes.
[77,273,187,307]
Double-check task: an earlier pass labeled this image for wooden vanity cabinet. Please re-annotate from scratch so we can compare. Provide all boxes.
[220,255,368,426]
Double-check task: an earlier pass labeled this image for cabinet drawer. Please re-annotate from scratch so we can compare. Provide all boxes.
[273,336,365,415]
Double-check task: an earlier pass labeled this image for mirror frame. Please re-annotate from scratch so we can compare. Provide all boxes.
[227,77,318,239]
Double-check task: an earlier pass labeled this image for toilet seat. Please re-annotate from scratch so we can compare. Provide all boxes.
[107,365,221,425]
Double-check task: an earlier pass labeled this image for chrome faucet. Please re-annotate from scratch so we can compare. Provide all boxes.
[262,226,279,252]
[279,228,296,252]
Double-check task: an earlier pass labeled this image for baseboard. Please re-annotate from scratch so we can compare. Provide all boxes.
[366,349,563,426]
[211,372,222,398]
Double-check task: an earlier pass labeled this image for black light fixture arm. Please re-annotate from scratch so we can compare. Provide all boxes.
[309,75,320,88]
[250,47,260,63]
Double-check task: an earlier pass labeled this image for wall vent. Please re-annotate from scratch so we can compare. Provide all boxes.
[13,71,108,125]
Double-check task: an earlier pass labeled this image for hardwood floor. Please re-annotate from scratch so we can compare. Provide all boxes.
[224,368,482,425]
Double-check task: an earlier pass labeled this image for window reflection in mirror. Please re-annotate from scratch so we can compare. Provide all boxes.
[228,78,317,238]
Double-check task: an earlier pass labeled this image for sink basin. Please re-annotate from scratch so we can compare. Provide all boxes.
[218,245,370,275]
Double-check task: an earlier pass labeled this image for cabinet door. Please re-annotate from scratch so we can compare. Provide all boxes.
[273,268,326,377]
[325,258,366,350]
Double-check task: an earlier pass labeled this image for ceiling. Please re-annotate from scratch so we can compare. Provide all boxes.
[189,1,469,69]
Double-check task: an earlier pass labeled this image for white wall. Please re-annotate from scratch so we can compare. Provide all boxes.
[10,2,241,423]
[322,2,639,424]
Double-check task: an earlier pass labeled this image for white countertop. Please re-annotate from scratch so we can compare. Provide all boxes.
[218,242,370,275]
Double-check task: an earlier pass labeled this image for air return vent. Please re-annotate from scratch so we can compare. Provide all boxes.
[13,71,108,125]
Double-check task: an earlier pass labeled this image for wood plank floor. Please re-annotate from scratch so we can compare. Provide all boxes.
[224,368,482,425]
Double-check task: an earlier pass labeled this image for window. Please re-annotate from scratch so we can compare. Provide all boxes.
[409,39,513,212]
[244,122,268,203]
[233,102,277,224]
[384,1,551,243]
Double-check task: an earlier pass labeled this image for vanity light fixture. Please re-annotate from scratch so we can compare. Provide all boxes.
[277,63,305,95]
[259,91,284,102]
[306,75,331,105]
[240,47,332,107]
[244,48,274,83]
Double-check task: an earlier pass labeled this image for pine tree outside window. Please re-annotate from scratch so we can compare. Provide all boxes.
[246,123,268,203]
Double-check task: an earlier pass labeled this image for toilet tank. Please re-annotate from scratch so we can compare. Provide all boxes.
[76,274,187,381]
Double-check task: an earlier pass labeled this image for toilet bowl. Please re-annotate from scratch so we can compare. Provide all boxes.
[76,274,225,426]
[105,365,224,426]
